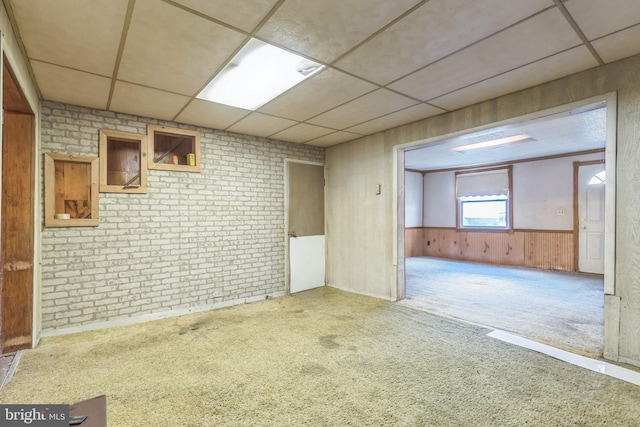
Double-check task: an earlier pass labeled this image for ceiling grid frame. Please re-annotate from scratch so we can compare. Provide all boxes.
[4,0,640,146]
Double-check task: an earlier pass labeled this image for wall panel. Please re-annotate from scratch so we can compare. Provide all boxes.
[414,227,573,271]
[404,228,423,258]
[523,231,574,271]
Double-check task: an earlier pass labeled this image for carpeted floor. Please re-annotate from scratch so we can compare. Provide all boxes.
[403,257,604,357]
[1,287,638,426]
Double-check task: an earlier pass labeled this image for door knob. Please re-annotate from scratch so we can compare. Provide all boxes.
[580,225,587,230]
[288,231,297,238]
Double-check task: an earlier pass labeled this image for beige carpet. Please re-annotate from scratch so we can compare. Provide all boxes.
[1,287,639,426]
[404,257,604,358]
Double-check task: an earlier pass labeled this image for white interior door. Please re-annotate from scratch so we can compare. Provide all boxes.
[287,162,325,293]
[578,164,605,274]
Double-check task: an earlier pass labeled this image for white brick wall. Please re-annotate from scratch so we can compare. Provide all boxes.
[40,102,324,332]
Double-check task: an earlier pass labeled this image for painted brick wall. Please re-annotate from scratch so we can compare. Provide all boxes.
[40,101,324,332]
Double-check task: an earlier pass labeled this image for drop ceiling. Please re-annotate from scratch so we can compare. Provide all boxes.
[5,0,640,147]
[405,105,606,171]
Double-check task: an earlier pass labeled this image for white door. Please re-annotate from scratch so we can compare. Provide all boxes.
[578,164,605,274]
[287,162,325,293]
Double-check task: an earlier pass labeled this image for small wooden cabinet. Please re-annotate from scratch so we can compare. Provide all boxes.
[99,129,147,193]
[147,125,201,172]
[44,153,99,227]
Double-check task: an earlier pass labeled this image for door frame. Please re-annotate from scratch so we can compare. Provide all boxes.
[284,159,325,295]
[573,160,606,273]
[1,53,39,352]
[393,91,618,359]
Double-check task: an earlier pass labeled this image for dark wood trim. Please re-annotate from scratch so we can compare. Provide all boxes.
[418,226,573,234]
[455,191,460,232]
[454,227,511,233]
[515,228,573,234]
[404,168,424,174]
[508,166,514,234]
[2,54,32,114]
[422,148,605,174]
[574,160,605,167]
[573,162,580,271]
[455,165,511,176]
[422,226,457,231]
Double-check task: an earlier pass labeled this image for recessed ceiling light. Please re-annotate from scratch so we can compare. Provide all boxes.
[451,134,533,151]
[197,38,324,110]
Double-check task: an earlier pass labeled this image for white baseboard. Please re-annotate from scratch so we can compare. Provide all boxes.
[327,283,395,301]
[488,329,640,387]
[41,292,286,338]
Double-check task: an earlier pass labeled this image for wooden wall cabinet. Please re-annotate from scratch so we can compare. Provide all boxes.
[44,153,99,227]
[99,129,147,193]
[147,125,201,172]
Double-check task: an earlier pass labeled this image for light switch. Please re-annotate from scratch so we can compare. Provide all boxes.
[375,184,381,195]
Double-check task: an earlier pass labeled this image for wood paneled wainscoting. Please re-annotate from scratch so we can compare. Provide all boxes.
[405,227,574,272]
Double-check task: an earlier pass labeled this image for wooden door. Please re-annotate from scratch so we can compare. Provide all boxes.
[1,112,35,353]
[287,162,325,293]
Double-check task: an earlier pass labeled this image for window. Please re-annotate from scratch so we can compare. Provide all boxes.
[460,196,508,228]
[588,171,605,185]
[456,167,512,230]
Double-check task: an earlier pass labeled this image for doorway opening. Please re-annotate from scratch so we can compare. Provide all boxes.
[284,160,326,294]
[397,97,615,358]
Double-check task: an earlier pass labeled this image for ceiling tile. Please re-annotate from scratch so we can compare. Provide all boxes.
[306,131,362,147]
[430,46,598,111]
[172,0,278,32]
[405,107,606,170]
[175,99,250,130]
[270,123,335,143]
[592,25,640,64]
[110,81,191,121]
[307,89,418,129]
[564,0,640,40]
[346,103,445,135]
[389,8,582,102]
[335,0,553,85]
[31,61,111,110]
[227,113,297,137]
[9,0,128,76]
[256,0,422,63]
[118,0,246,95]
[258,68,377,121]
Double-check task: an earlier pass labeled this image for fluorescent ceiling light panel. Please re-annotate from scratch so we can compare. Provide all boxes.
[452,134,532,151]
[197,38,324,110]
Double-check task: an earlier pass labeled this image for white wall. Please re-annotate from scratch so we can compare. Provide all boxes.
[513,153,603,229]
[404,171,423,227]
[421,152,605,230]
[423,171,456,227]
